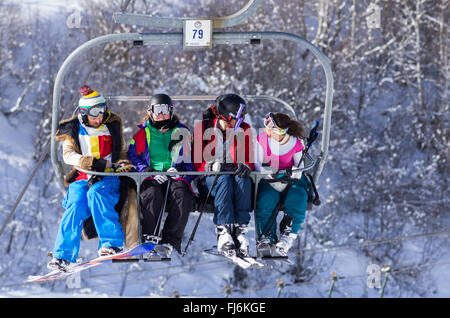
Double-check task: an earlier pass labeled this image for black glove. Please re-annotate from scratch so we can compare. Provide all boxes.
[235,163,251,178]
[92,158,107,172]
[87,175,103,188]
[144,166,154,172]
[285,167,293,177]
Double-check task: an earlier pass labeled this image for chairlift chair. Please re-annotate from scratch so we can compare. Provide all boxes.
[50,0,333,258]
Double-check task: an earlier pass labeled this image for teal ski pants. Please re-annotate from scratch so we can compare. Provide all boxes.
[256,175,309,243]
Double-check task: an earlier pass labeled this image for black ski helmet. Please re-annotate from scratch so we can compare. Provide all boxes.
[215,94,247,120]
[148,93,175,129]
[149,93,173,108]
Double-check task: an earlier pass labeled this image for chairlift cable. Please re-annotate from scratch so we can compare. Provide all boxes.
[301,229,450,253]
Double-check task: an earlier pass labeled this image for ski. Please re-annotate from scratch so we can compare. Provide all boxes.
[26,242,156,283]
[270,247,294,264]
[261,249,294,265]
[144,247,171,262]
[203,248,252,269]
[203,248,271,269]
[239,254,272,269]
[257,243,293,265]
[261,255,293,265]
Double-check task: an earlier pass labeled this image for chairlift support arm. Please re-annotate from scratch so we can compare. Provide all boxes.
[113,0,263,29]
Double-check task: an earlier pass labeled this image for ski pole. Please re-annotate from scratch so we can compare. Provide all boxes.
[151,141,182,243]
[182,173,219,257]
[152,178,171,242]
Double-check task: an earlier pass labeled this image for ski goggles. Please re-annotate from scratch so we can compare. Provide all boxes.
[79,104,107,117]
[219,103,246,129]
[264,112,288,135]
[147,103,172,115]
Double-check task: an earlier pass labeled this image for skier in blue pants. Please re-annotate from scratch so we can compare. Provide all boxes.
[194,94,254,257]
[205,175,252,226]
[53,177,123,263]
[48,85,132,271]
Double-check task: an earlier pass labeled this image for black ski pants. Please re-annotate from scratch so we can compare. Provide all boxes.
[140,179,194,253]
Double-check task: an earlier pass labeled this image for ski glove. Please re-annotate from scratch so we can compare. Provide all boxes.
[291,169,303,180]
[204,160,222,173]
[87,175,103,188]
[259,165,274,179]
[236,163,251,178]
[92,157,108,172]
[212,161,222,172]
[154,174,168,184]
[167,167,180,179]
[114,163,134,172]
[269,181,287,192]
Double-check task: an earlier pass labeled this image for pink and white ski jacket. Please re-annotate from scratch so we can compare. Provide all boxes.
[255,131,304,172]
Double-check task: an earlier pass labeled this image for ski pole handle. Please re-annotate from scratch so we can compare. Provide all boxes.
[307,120,320,146]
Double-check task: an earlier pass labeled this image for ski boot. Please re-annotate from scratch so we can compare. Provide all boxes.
[47,257,70,271]
[257,235,274,257]
[275,233,297,256]
[215,225,237,257]
[233,224,250,257]
[142,234,160,258]
[98,246,123,257]
[154,243,173,258]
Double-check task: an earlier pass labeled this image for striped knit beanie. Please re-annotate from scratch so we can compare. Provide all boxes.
[78,85,106,108]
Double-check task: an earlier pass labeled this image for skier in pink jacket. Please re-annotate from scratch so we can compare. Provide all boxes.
[254,112,310,256]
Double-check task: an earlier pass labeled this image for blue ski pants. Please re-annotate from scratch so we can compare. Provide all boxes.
[52,176,124,262]
[205,174,252,226]
[256,175,309,243]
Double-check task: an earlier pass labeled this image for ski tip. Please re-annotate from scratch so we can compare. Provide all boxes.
[26,273,60,283]
[26,275,40,283]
